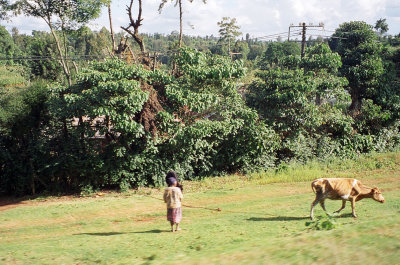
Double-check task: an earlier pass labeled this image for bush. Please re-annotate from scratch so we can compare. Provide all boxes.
[43,49,279,191]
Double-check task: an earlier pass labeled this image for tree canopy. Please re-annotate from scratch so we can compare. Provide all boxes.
[217,17,242,54]
[332,21,384,115]
[375,18,389,36]
[9,0,109,85]
[1,17,400,196]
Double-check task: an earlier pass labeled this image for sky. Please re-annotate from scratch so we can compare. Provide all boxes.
[3,0,400,40]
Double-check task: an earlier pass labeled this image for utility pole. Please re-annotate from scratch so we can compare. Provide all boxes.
[301,22,306,58]
[288,22,324,58]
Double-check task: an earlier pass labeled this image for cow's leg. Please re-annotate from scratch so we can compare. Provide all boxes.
[310,195,322,220]
[351,198,358,218]
[319,199,327,212]
[334,200,346,213]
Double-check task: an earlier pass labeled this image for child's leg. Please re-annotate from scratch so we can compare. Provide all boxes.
[175,223,181,231]
[170,221,175,232]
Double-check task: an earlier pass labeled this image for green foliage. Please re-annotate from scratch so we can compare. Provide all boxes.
[0,0,11,20]
[72,60,149,135]
[374,122,400,152]
[232,41,249,60]
[10,0,109,85]
[332,21,384,113]
[248,42,356,162]
[217,17,241,43]
[371,46,400,122]
[12,0,107,29]
[2,17,400,196]
[247,44,264,60]
[55,60,153,189]
[0,80,50,195]
[375,18,389,36]
[32,48,278,192]
[248,44,351,138]
[27,31,63,81]
[217,17,241,54]
[355,99,391,134]
[257,41,301,70]
[165,48,278,176]
[0,25,17,65]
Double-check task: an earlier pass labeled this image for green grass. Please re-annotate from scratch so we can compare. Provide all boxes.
[0,65,27,88]
[1,152,400,265]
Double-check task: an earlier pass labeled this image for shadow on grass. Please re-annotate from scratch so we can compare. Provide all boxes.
[335,213,354,218]
[131,229,169,234]
[75,229,170,236]
[247,216,309,221]
[74,232,126,236]
[247,212,355,222]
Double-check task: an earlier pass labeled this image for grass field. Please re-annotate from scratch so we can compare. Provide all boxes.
[1,153,400,265]
[0,66,26,88]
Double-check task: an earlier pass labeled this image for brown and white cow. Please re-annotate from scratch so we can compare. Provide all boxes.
[310,178,385,220]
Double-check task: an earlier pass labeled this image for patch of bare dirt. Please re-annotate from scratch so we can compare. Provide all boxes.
[0,198,27,211]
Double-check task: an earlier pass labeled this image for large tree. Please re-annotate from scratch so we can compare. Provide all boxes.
[10,0,108,85]
[158,0,206,48]
[247,43,352,161]
[0,25,17,63]
[217,17,241,56]
[332,21,384,116]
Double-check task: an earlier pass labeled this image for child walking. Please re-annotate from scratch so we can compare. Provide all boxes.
[163,171,183,232]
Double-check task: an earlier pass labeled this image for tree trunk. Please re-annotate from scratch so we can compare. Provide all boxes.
[108,3,116,52]
[228,38,231,58]
[349,89,362,117]
[29,159,36,195]
[121,0,146,53]
[179,0,183,48]
[47,22,72,86]
[134,30,145,52]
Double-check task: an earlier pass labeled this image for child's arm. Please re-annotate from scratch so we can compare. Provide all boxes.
[163,190,168,203]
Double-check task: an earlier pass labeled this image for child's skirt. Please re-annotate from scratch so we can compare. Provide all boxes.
[167,207,182,223]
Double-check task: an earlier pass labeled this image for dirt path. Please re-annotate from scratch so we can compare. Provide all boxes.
[0,199,28,211]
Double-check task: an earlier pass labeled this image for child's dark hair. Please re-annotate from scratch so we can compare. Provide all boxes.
[166,170,183,192]
[166,171,178,181]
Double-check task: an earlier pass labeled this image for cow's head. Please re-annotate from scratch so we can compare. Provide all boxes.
[371,187,385,203]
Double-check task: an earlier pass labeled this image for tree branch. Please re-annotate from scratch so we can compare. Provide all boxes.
[121,0,145,52]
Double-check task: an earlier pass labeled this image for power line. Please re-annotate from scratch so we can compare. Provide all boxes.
[289,23,325,57]
[0,55,118,61]
[257,29,302,39]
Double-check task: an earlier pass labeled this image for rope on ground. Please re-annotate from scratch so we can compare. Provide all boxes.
[140,193,289,217]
